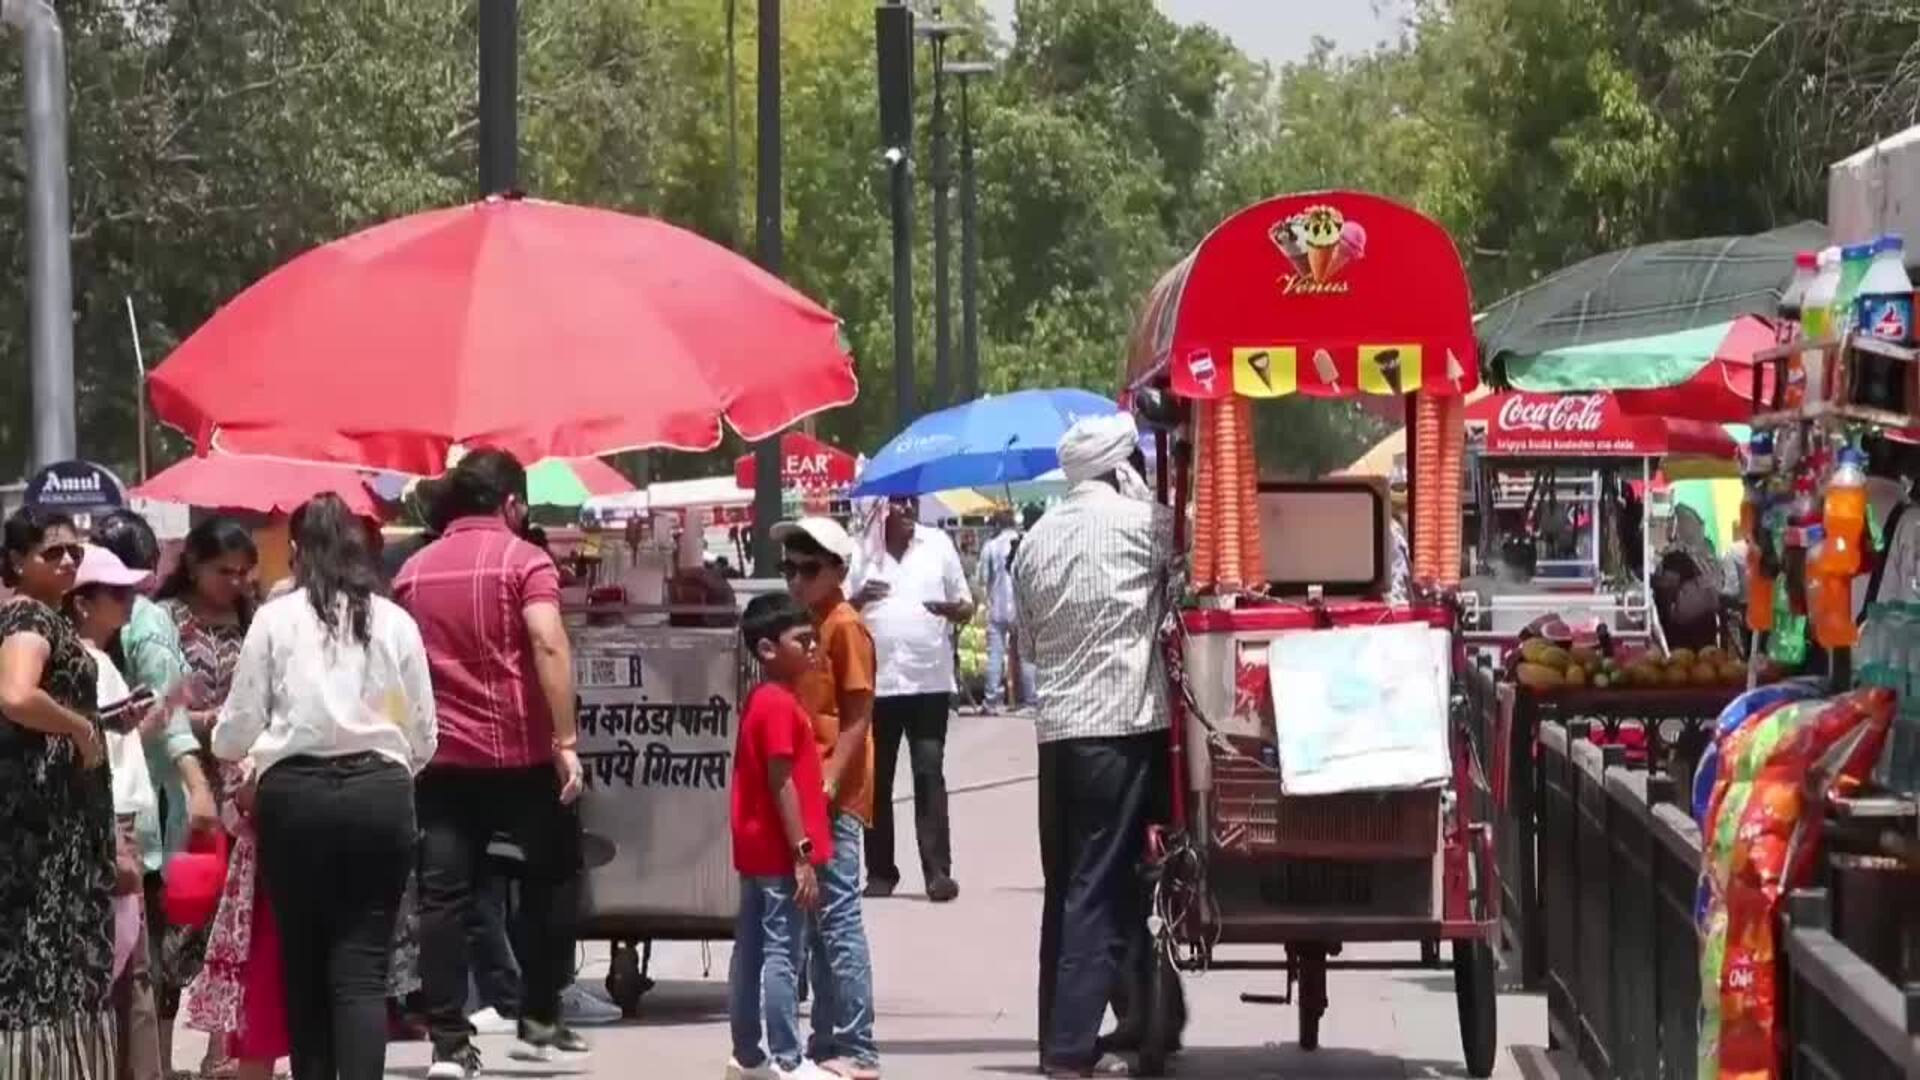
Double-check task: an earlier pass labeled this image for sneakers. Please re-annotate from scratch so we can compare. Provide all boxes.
[926,876,960,903]
[427,1045,483,1080]
[466,1006,516,1037]
[560,982,624,1025]
[509,1018,591,1062]
[725,1058,777,1080]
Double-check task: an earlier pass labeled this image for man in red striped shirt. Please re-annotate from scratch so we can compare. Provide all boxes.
[396,450,587,1078]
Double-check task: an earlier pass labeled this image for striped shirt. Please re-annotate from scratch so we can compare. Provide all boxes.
[1012,481,1175,744]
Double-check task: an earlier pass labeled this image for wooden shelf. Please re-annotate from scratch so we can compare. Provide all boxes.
[1753,400,1919,431]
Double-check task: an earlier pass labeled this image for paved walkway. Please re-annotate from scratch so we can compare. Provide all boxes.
[175,714,1576,1078]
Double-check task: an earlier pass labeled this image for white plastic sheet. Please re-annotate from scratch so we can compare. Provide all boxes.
[1267,624,1452,796]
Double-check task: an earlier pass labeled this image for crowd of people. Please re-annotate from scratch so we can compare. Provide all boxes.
[0,413,1182,1080]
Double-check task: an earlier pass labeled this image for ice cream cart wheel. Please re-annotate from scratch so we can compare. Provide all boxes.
[1135,949,1185,1076]
[1291,945,1327,1051]
[1453,938,1497,1078]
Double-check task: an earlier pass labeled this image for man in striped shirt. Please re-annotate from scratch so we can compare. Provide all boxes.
[1014,413,1179,1077]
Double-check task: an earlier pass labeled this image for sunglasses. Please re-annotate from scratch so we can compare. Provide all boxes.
[34,543,84,566]
[779,559,827,580]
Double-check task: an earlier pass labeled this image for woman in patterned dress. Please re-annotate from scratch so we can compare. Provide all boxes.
[157,518,259,1077]
[0,508,117,1077]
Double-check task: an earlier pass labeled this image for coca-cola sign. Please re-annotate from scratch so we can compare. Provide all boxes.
[1495,393,1607,434]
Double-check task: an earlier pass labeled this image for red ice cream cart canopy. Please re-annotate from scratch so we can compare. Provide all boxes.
[1125,191,1480,401]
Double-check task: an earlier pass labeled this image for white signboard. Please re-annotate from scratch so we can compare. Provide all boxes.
[572,624,740,924]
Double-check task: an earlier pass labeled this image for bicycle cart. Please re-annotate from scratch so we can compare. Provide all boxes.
[1122,192,1501,1076]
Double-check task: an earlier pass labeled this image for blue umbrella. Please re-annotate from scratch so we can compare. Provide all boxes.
[852,388,1123,497]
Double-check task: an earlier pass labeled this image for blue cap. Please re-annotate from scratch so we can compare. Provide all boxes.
[1876,233,1906,254]
[1843,242,1875,260]
[1839,447,1868,467]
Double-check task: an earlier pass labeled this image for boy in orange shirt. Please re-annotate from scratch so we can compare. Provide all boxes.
[770,518,881,1080]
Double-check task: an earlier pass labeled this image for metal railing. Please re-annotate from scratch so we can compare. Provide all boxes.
[1537,718,1920,1079]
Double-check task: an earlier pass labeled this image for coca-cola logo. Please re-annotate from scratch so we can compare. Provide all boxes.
[1496,394,1606,434]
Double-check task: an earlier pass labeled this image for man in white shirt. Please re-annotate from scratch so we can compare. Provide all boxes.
[977,511,1035,710]
[850,498,974,903]
[1014,414,1181,1077]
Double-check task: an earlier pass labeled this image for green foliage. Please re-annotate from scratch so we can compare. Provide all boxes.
[0,0,1905,487]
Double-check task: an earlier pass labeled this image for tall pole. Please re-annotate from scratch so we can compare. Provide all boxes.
[877,2,916,431]
[750,0,783,576]
[4,0,74,467]
[725,0,742,249]
[956,71,980,401]
[927,11,952,408]
[477,0,518,195]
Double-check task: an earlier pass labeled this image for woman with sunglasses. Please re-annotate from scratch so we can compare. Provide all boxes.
[158,517,259,1077]
[67,544,188,1080]
[0,507,117,1075]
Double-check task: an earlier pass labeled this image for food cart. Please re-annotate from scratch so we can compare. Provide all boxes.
[1122,191,1500,1076]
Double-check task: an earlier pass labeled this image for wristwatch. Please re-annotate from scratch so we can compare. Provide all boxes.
[793,838,815,862]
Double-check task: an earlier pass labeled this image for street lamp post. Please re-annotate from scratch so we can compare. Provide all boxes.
[477,0,517,195]
[917,8,966,409]
[945,60,993,403]
[751,0,783,575]
[876,2,916,429]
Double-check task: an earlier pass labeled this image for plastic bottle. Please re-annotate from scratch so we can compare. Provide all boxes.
[1783,473,1818,616]
[1855,234,1915,344]
[1836,242,1875,324]
[1776,250,1816,343]
[1744,485,1774,632]
[1814,447,1870,577]
[1795,247,1842,407]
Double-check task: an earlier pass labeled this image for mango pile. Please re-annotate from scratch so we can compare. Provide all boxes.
[1512,639,1746,692]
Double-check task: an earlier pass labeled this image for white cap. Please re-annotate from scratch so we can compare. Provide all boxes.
[770,517,856,565]
[69,544,152,593]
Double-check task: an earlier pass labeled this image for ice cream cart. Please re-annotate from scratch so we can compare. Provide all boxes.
[1123,191,1501,1076]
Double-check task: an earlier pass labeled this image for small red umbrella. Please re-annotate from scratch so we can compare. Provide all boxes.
[149,196,859,475]
[1611,316,1777,423]
[134,455,383,519]
[732,431,857,490]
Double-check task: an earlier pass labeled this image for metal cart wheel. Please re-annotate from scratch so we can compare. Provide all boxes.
[1136,947,1185,1077]
[605,939,654,1018]
[1291,945,1328,1052]
[1453,937,1498,1077]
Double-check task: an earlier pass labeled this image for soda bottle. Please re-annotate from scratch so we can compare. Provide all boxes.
[1795,247,1842,407]
[1814,447,1869,578]
[1855,234,1915,344]
[1783,473,1818,616]
[1777,250,1816,341]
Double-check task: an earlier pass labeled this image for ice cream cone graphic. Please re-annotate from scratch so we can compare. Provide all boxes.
[1247,350,1274,390]
[1269,220,1312,277]
[1307,243,1339,281]
[1295,205,1346,281]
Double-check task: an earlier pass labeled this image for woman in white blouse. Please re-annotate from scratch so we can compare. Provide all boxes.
[213,493,437,1080]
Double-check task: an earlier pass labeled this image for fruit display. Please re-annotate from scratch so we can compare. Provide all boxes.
[958,613,988,688]
[1508,633,1749,692]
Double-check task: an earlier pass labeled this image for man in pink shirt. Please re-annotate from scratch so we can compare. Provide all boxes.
[395,450,587,1078]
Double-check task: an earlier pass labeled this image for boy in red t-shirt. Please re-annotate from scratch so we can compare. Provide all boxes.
[728,594,837,1080]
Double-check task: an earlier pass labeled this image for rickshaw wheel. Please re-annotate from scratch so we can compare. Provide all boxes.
[1291,945,1327,1052]
[1453,938,1498,1078]
[1135,947,1184,1077]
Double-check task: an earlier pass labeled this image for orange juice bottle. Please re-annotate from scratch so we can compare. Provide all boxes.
[1813,448,1869,578]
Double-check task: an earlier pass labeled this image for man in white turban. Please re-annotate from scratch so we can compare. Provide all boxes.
[1014,411,1184,1075]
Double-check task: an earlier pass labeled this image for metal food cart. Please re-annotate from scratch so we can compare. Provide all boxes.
[1121,191,1501,1076]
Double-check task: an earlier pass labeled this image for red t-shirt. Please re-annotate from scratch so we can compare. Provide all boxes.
[732,682,833,877]
[394,516,563,770]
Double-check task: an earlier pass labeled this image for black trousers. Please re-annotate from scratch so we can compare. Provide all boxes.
[1036,732,1165,1069]
[414,765,581,1053]
[254,753,416,1080]
[867,692,953,885]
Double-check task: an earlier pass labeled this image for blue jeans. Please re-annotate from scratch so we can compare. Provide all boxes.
[986,618,1036,707]
[807,813,878,1067]
[730,875,809,1070]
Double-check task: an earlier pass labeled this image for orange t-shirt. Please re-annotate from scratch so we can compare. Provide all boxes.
[798,594,877,824]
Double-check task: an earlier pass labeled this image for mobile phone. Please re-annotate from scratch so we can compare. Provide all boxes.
[98,688,156,734]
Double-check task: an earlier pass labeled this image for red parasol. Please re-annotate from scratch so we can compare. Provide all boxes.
[1612,316,1777,423]
[732,430,856,491]
[148,196,859,475]
[134,455,382,519]
[1126,191,1479,401]
[1468,391,1739,460]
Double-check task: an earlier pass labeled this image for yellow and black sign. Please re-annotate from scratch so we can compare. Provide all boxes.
[1358,344,1421,394]
[1232,347,1297,397]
